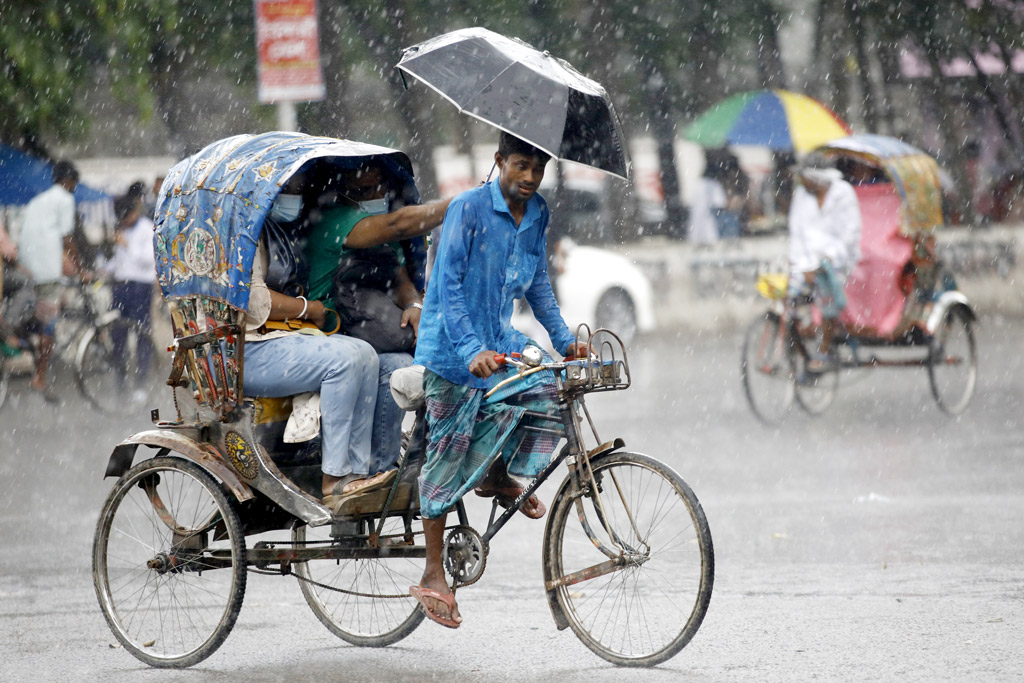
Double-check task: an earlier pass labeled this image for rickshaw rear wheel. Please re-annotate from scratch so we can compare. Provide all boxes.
[293,515,425,647]
[928,307,977,415]
[93,456,247,668]
[741,312,795,424]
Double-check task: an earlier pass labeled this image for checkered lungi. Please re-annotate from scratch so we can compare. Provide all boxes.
[418,368,562,519]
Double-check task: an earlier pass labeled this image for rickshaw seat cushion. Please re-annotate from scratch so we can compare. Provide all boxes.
[390,364,425,411]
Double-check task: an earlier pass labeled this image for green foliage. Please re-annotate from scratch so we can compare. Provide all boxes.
[0,1,258,150]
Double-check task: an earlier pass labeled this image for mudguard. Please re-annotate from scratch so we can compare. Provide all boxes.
[104,430,255,504]
[926,291,976,335]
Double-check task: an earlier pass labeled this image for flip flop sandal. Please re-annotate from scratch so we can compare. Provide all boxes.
[409,585,461,629]
[324,469,397,503]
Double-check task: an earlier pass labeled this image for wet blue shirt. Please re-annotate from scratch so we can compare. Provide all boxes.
[414,180,575,389]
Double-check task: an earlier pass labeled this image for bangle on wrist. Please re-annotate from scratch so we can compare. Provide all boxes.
[405,302,423,311]
[296,296,308,320]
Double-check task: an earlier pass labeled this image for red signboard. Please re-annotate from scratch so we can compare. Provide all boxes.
[255,0,326,103]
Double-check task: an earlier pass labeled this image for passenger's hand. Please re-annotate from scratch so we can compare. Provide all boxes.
[469,349,501,379]
[308,300,327,329]
[803,271,816,284]
[401,306,421,335]
[564,341,590,360]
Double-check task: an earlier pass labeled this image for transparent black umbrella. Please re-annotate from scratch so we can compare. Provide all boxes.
[397,27,630,181]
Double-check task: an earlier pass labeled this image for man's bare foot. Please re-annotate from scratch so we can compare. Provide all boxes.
[475,478,546,519]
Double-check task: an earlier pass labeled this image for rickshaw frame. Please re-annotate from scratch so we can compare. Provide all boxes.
[91,132,715,670]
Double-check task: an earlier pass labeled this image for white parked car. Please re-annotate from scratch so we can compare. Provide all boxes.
[513,237,655,348]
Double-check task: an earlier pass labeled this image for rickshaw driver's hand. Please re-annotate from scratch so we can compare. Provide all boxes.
[469,349,501,379]
[564,341,591,360]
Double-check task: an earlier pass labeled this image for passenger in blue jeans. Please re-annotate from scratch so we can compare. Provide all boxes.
[243,234,394,505]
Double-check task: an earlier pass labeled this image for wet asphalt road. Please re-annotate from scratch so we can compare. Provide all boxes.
[1,315,1022,682]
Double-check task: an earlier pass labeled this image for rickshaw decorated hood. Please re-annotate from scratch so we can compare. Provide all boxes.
[154,131,423,311]
[818,133,943,235]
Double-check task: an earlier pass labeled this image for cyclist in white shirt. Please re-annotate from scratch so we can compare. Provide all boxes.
[788,153,862,371]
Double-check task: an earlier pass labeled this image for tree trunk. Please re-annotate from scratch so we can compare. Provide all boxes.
[923,44,976,225]
[964,47,1022,155]
[809,0,830,99]
[643,64,685,238]
[875,40,903,136]
[754,0,786,90]
[302,1,351,137]
[845,2,880,132]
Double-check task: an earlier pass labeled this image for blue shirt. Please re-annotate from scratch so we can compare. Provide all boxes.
[414,180,575,389]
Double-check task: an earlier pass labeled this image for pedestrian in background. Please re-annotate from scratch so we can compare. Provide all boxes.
[15,160,81,401]
[106,193,156,399]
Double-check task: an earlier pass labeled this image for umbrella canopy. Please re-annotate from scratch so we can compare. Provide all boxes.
[0,143,109,205]
[155,131,423,310]
[397,27,629,180]
[819,133,943,234]
[684,89,852,153]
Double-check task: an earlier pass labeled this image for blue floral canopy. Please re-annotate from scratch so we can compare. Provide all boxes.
[154,131,425,311]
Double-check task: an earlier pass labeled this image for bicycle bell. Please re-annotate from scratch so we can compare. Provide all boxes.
[521,345,544,366]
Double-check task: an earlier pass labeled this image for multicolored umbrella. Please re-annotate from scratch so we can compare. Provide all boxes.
[684,89,852,153]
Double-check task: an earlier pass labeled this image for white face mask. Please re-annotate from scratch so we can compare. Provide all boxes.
[269,193,302,222]
[357,196,389,216]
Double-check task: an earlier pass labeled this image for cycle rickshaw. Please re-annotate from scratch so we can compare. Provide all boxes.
[741,134,978,424]
[91,132,714,669]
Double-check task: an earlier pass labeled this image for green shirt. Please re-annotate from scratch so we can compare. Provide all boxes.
[304,205,406,304]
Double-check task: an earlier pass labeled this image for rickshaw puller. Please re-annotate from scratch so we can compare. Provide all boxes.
[410,133,588,628]
[788,154,862,372]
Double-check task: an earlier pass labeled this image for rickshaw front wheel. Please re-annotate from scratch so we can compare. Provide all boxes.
[741,312,796,424]
[93,456,247,668]
[543,452,714,667]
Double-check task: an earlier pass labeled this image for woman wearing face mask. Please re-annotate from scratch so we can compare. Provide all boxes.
[242,185,395,507]
[304,162,452,474]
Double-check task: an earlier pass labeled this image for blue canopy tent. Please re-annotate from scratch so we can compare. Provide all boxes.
[0,143,109,205]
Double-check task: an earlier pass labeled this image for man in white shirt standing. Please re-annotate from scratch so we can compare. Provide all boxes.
[787,153,862,372]
[16,160,80,400]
